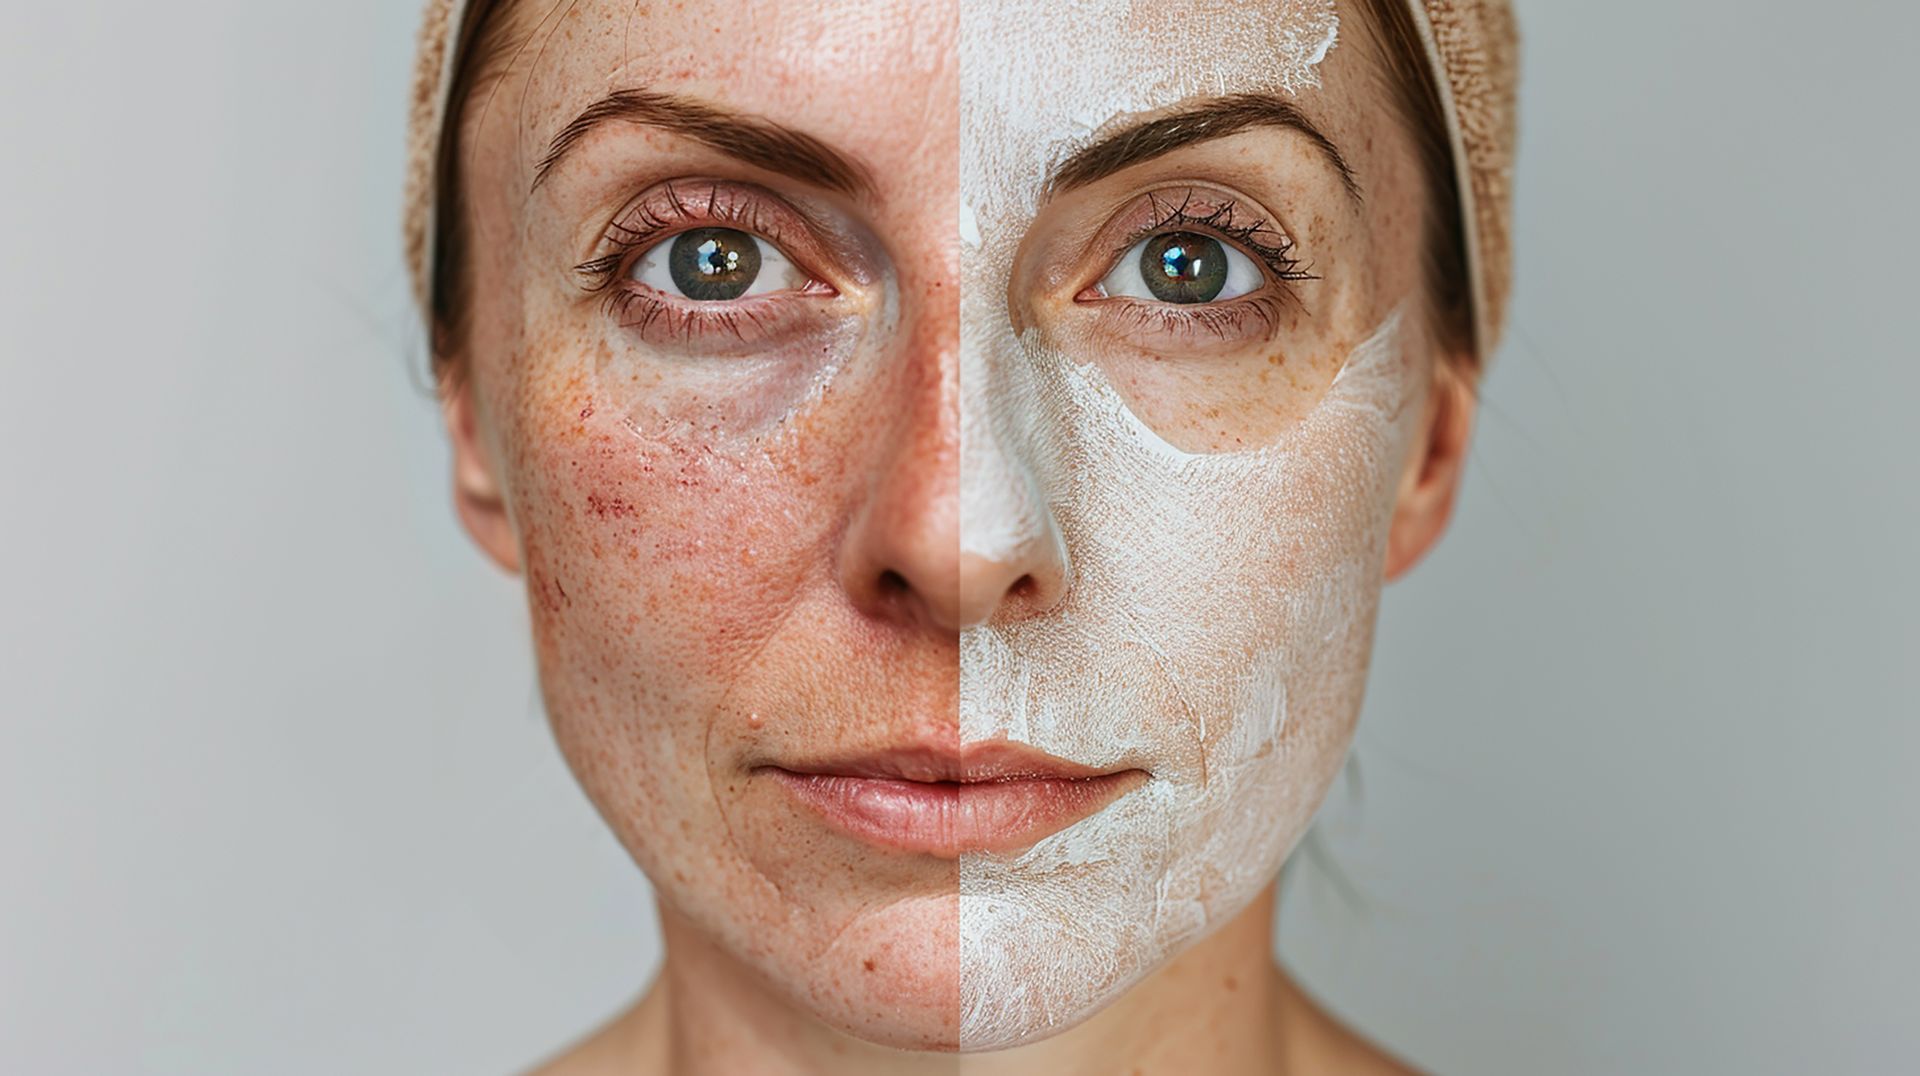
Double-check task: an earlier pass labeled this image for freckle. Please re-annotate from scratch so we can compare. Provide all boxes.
[1224,975,1239,992]
[863,959,876,972]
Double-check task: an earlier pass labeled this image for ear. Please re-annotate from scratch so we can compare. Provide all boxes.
[1383,353,1478,581]
[441,374,521,575]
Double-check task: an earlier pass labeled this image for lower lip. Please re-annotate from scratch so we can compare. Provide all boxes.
[767,769,1145,858]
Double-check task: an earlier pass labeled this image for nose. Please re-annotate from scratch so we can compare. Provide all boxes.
[957,534,1067,628]
[838,287,963,633]
[956,320,1069,629]
[836,303,1071,633]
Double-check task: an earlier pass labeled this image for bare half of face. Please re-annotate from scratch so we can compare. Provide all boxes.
[450,0,965,1052]
[445,0,1434,1059]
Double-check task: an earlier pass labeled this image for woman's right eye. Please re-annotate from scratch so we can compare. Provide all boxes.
[628,227,808,302]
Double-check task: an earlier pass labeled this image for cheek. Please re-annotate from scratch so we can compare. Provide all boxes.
[488,368,873,896]
[500,375,853,732]
[1062,415,1383,779]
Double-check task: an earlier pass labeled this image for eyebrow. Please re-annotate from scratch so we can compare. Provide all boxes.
[1048,93,1361,203]
[532,89,873,197]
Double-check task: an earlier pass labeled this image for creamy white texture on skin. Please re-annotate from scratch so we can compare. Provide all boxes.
[958,0,1425,1051]
[957,0,1340,562]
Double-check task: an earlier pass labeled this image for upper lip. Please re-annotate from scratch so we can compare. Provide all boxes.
[770,740,1135,784]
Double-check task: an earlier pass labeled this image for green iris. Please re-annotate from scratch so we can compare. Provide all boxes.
[668,227,762,301]
[1139,231,1228,304]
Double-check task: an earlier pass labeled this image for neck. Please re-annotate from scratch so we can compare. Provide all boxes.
[965,885,1289,1076]
[570,881,1291,1076]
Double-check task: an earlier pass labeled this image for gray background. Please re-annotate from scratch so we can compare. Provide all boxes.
[2,1,1913,1073]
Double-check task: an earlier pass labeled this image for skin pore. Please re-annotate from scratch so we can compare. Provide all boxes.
[434,0,1476,1073]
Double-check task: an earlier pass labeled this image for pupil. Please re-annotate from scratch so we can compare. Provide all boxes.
[669,227,762,301]
[1140,232,1228,304]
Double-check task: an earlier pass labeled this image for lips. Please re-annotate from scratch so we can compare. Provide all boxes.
[762,742,1147,858]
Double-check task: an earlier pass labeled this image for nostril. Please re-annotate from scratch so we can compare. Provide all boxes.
[878,569,911,597]
[1006,574,1037,601]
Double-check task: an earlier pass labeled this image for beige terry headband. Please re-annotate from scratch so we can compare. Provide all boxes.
[403,0,1517,362]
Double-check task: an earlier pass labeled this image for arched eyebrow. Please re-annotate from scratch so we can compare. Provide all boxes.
[1047,93,1361,203]
[532,89,874,197]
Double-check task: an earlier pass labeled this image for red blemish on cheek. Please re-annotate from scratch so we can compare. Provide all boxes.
[585,491,636,519]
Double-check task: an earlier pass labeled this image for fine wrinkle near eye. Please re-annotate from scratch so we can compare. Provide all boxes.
[1100,232,1263,304]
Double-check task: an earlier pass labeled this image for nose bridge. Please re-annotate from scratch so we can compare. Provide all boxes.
[834,240,965,634]
[957,282,1069,627]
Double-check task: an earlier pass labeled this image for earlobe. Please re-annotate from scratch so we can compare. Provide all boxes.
[441,374,522,575]
[1382,356,1478,582]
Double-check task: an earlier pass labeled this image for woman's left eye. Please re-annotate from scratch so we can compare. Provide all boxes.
[629,226,807,301]
[1097,231,1264,304]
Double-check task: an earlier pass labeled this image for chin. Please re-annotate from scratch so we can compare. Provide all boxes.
[778,892,961,1051]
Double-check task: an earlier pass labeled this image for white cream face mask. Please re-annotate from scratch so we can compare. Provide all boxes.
[958,0,1427,1050]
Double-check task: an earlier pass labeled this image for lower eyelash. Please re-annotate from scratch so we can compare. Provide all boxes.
[1106,292,1287,342]
[603,286,782,342]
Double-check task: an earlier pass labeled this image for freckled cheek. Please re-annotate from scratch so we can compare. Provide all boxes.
[505,417,841,691]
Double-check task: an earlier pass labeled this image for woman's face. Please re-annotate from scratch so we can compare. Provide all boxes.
[446,0,1454,1053]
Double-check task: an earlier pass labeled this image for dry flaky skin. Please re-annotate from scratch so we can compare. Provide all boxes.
[958,311,1424,1048]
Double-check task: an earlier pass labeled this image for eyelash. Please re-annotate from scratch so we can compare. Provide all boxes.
[573,182,824,341]
[1086,190,1315,341]
[1114,189,1316,288]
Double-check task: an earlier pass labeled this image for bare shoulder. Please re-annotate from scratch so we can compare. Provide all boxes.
[1276,970,1425,1076]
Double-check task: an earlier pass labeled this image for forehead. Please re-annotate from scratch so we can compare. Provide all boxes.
[960,0,1342,228]
[497,0,955,179]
